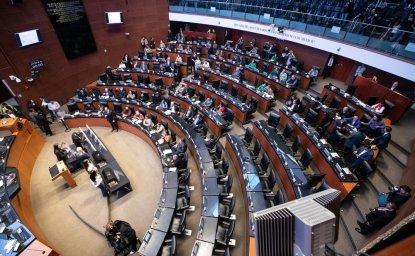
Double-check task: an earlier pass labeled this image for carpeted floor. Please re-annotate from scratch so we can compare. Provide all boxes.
[31,126,163,256]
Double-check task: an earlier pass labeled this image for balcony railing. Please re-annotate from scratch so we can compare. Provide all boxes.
[169,0,415,62]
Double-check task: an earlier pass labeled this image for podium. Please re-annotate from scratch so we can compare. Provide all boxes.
[49,161,77,188]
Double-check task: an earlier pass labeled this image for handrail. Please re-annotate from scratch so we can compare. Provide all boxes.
[169,0,415,61]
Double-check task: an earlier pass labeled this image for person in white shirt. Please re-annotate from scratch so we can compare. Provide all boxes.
[89,169,107,197]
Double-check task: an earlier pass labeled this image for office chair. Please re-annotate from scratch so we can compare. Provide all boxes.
[215,159,229,179]
[146,52,153,60]
[218,175,233,197]
[299,149,313,170]
[329,96,341,109]
[261,168,277,193]
[231,85,238,97]
[239,93,247,103]
[258,154,270,175]
[138,108,147,117]
[305,108,318,125]
[203,74,210,83]
[213,247,231,256]
[267,112,280,128]
[218,196,236,219]
[221,80,229,91]
[347,104,356,116]
[144,76,151,85]
[113,102,122,113]
[170,211,187,236]
[160,235,176,256]
[67,101,79,114]
[150,113,158,125]
[382,100,394,117]
[265,189,285,208]
[160,119,169,130]
[178,168,190,186]
[365,96,379,106]
[176,185,191,211]
[123,73,132,81]
[153,63,161,73]
[137,75,144,84]
[215,219,235,246]
[297,101,306,116]
[211,144,223,165]
[138,52,144,59]
[249,140,261,160]
[279,123,293,142]
[155,77,163,88]
[242,127,253,146]
[345,85,357,95]
[224,109,234,126]
[354,160,373,180]
[291,135,301,156]
[99,100,108,109]
[223,64,230,74]
[206,137,220,152]
[141,91,149,102]
[262,63,269,73]
[360,113,372,123]
[198,91,206,102]
[169,128,177,146]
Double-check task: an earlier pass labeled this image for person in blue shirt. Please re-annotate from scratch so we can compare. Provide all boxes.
[286,74,298,89]
[346,115,361,129]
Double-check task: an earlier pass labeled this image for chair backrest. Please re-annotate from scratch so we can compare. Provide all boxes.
[226,175,233,191]
[274,189,285,205]
[150,113,158,125]
[283,124,293,140]
[224,64,230,74]
[260,154,270,172]
[268,112,280,128]
[160,119,168,129]
[231,85,238,97]
[347,104,356,116]
[291,136,301,154]
[244,127,253,143]
[226,220,235,240]
[170,128,176,144]
[360,113,371,123]
[139,108,146,117]
[215,144,223,159]
[113,102,122,113]
[222,159,229,172]
[224,109,234,122]
[142,91,149,102]
[221,80,228,91]
[329,96,341,108]
[305,108,318,124]
[383,100,395,116]
[67,101,79,113]
[253,140,261,156]
[198,92,205,102]
[300,149,313,168]
[262,63,269,73]
[365,96,379,106]
[268,169,277,188]
[155,77,163,87]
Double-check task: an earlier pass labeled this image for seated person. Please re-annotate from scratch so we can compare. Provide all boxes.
[269,53,278,62]
[154,122,165,134]
[126,90,136,100]
[122,107,132,118]
[201,97,214,109]
[264,85,275,100]
[54,143,68,161]
[338,107,353,118]
[215,49,224,59]
[105,220,138,255]
[249,47,258,55]
[168,154,186,168]
[177,44,184,51]
[175,82,188,96]
[194,57,202,70]
[286,75,298,89]
[121,53,132,69]
[202,60,210,69]
[191,113,204,129]
[377,185,411,208]
[173,139,187,154]
[268,67,280,80]
[184,45,193,54]
[246,59,257,69]
[102,88,114,98]
[337,127,365,157]
[184,105,195,121]
[285,95,300,112]
[371,102,385,115]
[204,135,217,150]
[159,40,166,50]
[349,142,374,173]
[117,88,126,99]
[71,132,85,149]
[175,54,183,64]
[232,67,241,79]
[161,129,172,145]
[355,202,396,235]
[159,98,169,112]
[279,69,288,84]
[143,115,154,129]
[361,115,385,138]
[308,66,319,82]
[132,110,144,121]
[346,116,361,129]
[257,82,266,94]
[217,103,226,116]
[139,61,148,72]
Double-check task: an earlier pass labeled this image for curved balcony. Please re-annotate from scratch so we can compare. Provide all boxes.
[169,0,415,62]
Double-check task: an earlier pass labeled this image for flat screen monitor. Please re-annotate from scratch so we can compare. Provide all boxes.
[105,12,124,24]
[15,29,42,47]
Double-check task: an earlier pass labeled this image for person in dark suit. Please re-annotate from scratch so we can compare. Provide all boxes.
[105,220,139,255]
[32,109,53,136]
[140,61,148,72]
[346,115,361,129]
[103,106,118,132]
[355,202,396,234]
[338,107,353,118]
[122,53,132,69]
[173,139,187,154]
[204,135,217,150]
[377,185,411,207]
[349,142,374,171]
[105,65,114,81]
[370,126,392,152]
[191,113,203,129]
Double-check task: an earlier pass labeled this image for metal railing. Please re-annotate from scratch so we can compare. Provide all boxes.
[169,0,415,62]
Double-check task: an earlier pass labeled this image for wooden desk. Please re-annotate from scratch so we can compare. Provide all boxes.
[279,110,358,201]
[183,31,216,41]
[20,239,57,256]
[354,76,412,124]
[50,161,77,188]
[197,69,272,111]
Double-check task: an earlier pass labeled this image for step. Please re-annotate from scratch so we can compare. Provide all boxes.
[334,217,356,256]
[350,183,379,217]
[386,140,409,167]
[367,171,391,193]
[339,198,366,250]
[374,151,405,186]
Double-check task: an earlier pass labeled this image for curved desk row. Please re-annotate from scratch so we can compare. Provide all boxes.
[0,118,57,255]
[168,94,227,137]
[99,69,174,88]
[165,42,209,57]
[278,108,358,201]
[208,57,293,100]
[196,68,272,112]
[220,47,312,90]
[225,134,266,256]
[251,120,311,201]
[64,117,179,256]
[182,78,249,124]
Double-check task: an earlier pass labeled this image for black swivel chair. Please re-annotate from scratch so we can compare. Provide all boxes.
[305,108,318,125]
[279,124,293,142]
[257,154,270,175]
[354,160,373,180]
[223,64,230,74]
[215,219,235,246]
[260,168,277,193]
[265,189,285,207]
[142,91,149,102]
[198,92,206,102]
[155,77,163,88]
[231,85,238,97]
[218,175,233,197]
[242,127,253,146]
[291,135,301,156]
[176,185,191,211]
[170,211,187,236]
[329,96,341,109]
[224,109,234,126]
[382,100,394,117]
[138,108,147,117]
[215,159,229,179]
[150,113,158,125]
[218,196,236,219]
[67,101,79,114]
[178,168,190,186]
[365,96,379,106]
[249,140,261,160]
[113,102,122,113]
[160,119,169,130]
[347,104,356,116]
[267,112,280,128]
[160,235,176,256]
[262,63,269,73]
[211,144,223,166]
[299,149,313,170]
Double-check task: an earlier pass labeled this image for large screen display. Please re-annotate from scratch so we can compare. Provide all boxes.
[15,29,42,47]
[43,0,97,59]
[105,12,124,24]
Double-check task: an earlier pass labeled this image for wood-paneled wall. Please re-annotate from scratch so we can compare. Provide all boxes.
[0,0,168,110]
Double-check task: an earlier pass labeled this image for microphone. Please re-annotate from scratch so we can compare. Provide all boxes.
[25,248,46,254]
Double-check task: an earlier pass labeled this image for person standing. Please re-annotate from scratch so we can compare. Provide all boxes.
[104,220,139,255]
[103,106,118,132]
[322,55,335,79]
[89,168,107,197]
[31,109,53,136]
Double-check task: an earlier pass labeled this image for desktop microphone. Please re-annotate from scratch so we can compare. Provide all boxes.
[25,248,46,254]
